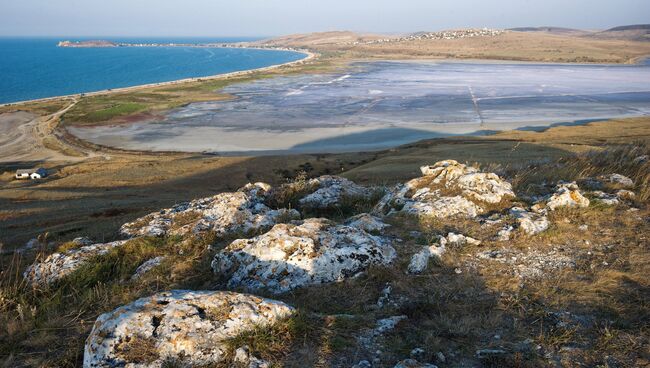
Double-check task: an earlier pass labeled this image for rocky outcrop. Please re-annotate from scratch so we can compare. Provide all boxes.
[83,290,294,368]
[510,207,550,235]
[542,182,590,211]
[120,182,299,238]
[212,218,396,293]
[375,160,514,219]
[298,175,372,210]
[24,240,127,287]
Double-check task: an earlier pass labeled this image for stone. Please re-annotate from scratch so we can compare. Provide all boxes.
[497,226,514,241]
[402,196,483,219]
[441,232,481,247]
[544,182,589,211]
[233,345,270,368]
[298,175,372,210]
[131,256,166,280]
[120,182,299,238]
[24,240,127,287]
[83,290,294,368]
[591,191,620,206]
[598,173,634,188]
[632,155,649,165]
[394,359,438,368]
[212,218,396,293]
[509,207,550,235]
[345,213,390,233]
[352,360,372,368]
[616,189,635,201]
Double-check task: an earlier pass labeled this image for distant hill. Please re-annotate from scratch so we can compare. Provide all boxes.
[511,24,650,42]
[591,24,650,42]
[508,27,590,36]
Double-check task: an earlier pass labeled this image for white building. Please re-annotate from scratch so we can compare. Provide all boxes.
[15,168,48,180]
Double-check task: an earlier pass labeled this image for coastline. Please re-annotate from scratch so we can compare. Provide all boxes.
[0,47,317,108]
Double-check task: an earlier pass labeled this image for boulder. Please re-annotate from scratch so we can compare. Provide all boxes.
[510,207,550,235]
[407,245,444,274]
[83,290,294,368]
[544,182,590,211]
[376,160,513,219]
[120,183,299,238]
[298,175,372,210]
[233,345,270,368]
[24,240,127,287]
[345,213,390,233]
[598,173,634,188]
[616,189,635,201]
[441,232,481,247]
[212,218,396,293]
[402,196,483,219]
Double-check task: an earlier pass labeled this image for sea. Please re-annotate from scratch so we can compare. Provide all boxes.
[0,37,305,104]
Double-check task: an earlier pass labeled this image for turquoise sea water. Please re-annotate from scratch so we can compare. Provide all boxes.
[0,37,305,104]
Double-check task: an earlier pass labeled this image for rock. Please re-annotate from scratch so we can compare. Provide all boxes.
[24,240,127,287]
[131,256,166,280]
[410,347,425,358]
[358,315,408,351]
[476,349,507,359]
[598,173,634,188]
[233,345,270,368]
[441,232,481,247]
[407,246,439,274]
[497,226,514,241]
[510,207,550,235]
[352,360,372,368]
[345,213,390,233]
[298,176,372,210]
[378,161,513,218]
[544,182,590,211]
[402,196,483,219]
[435,352,446,363]
[632,155,649,164]
[616,189,635,201]
[394,359,438,368]
[591,191,620,206]
[120,182,299,238]
[212,218,396,293]
[83,290,294,368]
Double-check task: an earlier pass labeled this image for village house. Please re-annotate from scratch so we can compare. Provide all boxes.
[15,168,48,180]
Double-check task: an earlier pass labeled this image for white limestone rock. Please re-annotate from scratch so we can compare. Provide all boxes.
[407,245,445,274]
[345,213,390,233]
[441,232,481,247]
[298,175,372,210]
[120,182,299,238]
[510,207,550,235]
[83,290,294,368]
[455,172,515,204]
[497,225,514,241]
[402,196,483,219]
[24,240,127,287]
[591,191,620,206]
[212,218,396,294]
[233,345,270,368]
[598,173,634,188]
[544,182,590,211]
[131,256,166,280]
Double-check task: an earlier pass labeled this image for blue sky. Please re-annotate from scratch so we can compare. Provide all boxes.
[1,0,649,37]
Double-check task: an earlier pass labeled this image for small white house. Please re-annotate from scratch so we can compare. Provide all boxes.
[15,168,48,180]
